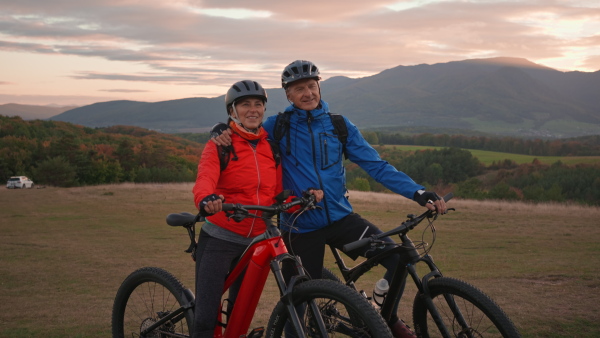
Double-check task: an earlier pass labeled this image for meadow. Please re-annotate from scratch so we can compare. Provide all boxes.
[383,145,600,166]
[1,183,599,337]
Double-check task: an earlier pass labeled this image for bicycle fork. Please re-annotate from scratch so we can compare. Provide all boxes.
[271,254,329,337]
[409,255,473,338]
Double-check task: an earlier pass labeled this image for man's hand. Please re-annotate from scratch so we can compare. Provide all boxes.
[210,123,233,146]
[414,190,447,214]
[307,189,324,203]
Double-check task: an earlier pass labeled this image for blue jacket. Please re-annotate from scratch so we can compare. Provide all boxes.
[263,100,424,233]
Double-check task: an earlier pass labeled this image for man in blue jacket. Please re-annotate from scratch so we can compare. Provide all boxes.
[212,60,446,337]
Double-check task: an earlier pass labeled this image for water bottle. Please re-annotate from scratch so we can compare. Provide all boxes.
[372,278,389,307]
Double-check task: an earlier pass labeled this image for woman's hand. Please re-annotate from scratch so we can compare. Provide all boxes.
[200,194,225,216]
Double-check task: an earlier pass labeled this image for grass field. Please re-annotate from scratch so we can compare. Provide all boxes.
[382,145,600,166]
[1,183,599,337]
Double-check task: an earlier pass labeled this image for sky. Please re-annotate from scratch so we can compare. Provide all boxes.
[0,0,599,106]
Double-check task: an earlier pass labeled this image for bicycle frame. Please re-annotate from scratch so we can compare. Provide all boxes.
[154,198,330,338]
[330,209,471,336]
[216,229,305,337]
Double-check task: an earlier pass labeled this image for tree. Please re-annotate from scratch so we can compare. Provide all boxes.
[35,156,78,187]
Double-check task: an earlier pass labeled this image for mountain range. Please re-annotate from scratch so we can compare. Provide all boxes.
[10,57,600,138]
[0,103,77,120]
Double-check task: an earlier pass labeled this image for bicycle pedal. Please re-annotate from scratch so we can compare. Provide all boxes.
[247,326,264,338]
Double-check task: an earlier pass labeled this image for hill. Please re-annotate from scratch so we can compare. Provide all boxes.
[0,103,77,120]
[45,57,600,138]
[0,115,203,186]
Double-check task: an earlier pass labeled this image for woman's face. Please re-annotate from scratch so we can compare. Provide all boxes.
[231,97,265,130]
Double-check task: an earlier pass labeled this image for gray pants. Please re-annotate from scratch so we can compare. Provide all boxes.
[192,230,247,338]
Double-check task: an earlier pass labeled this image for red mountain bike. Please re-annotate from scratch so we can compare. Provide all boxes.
[111,191,392,337]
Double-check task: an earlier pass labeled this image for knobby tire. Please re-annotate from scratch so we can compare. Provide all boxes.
[266,279,391,337]
[412,277,520,338]
[112,266,194,338]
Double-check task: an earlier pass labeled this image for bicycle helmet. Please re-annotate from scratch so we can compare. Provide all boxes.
[281,60,321,88]
[225,80,268,112]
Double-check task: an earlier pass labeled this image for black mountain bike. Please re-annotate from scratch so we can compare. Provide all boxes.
[112,191,392,337]
[323,193,521,338]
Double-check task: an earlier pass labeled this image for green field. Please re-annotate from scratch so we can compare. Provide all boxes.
[1,184,599,337]
[383,145,600,165]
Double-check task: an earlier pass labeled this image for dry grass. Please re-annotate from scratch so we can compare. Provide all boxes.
[0,184,599,337]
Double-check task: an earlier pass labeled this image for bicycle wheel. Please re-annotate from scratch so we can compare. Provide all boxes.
[266,279,391,337]
[412,277,520,338]
[112,267,194,338]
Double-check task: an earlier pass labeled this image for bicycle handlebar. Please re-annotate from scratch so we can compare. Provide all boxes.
[342,193,454,252]
[221,193,317,219]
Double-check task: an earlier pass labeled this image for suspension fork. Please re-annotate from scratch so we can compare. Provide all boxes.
[410,255,472,337]
[271,254,329,337]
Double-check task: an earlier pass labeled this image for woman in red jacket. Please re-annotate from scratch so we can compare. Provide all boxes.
[191,80,322,337]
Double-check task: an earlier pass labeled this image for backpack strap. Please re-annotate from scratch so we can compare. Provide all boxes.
[217,145,237,171]
[267,139,281,167]
[273,112,292,155]
[329,113,349,159]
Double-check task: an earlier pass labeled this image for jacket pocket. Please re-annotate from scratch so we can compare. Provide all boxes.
[319,133,342,170]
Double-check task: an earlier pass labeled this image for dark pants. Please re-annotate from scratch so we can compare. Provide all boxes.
[282,213,405,321]
[192,230,247,338]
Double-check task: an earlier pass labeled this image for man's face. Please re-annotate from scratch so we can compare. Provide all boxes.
[286,78,320,111]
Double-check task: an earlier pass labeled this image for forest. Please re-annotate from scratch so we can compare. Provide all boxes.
[2,115,599,205]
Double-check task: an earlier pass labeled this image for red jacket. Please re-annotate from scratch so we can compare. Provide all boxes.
[193,131,282,238]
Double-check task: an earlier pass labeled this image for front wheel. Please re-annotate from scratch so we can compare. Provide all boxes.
[112,267,195,338]
[412,277,520,338]
[266,279,391,337]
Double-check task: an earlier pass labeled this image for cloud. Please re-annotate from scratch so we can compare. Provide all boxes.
[99,89,151,93]
[582,55,600,71]
[71,71,199,83]
[1,0,599,105]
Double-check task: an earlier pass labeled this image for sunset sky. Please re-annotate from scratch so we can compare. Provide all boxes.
[1,0,599,106]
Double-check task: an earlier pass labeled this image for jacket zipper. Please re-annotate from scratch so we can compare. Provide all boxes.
[324,139,328,165]
[246,142,260,237]
[307,111,331,225]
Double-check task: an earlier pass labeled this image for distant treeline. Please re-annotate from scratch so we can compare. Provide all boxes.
[2,115,599,205]
[345,146,600,206]
[0,116,203,187]
[361,131,600,156]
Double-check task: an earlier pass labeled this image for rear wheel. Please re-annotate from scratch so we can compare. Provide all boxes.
[112,267,194,338]
[412,277,520,338]
[266,279,391,337]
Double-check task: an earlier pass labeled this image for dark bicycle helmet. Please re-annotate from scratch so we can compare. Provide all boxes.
[225,80,268,112]
[281,60,321,88]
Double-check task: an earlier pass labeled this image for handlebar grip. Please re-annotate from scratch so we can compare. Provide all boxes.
[221,203,235,212]
[342,237,371,252]
[443,192,454,202]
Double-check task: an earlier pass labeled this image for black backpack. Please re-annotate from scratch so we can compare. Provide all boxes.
[214,111,348,171]
[217,139,281,171]
[272,111,349,159]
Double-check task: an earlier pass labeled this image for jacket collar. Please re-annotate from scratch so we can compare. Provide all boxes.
[284,100,329,119]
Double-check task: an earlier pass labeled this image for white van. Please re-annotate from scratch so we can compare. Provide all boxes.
[6,176,34,189]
